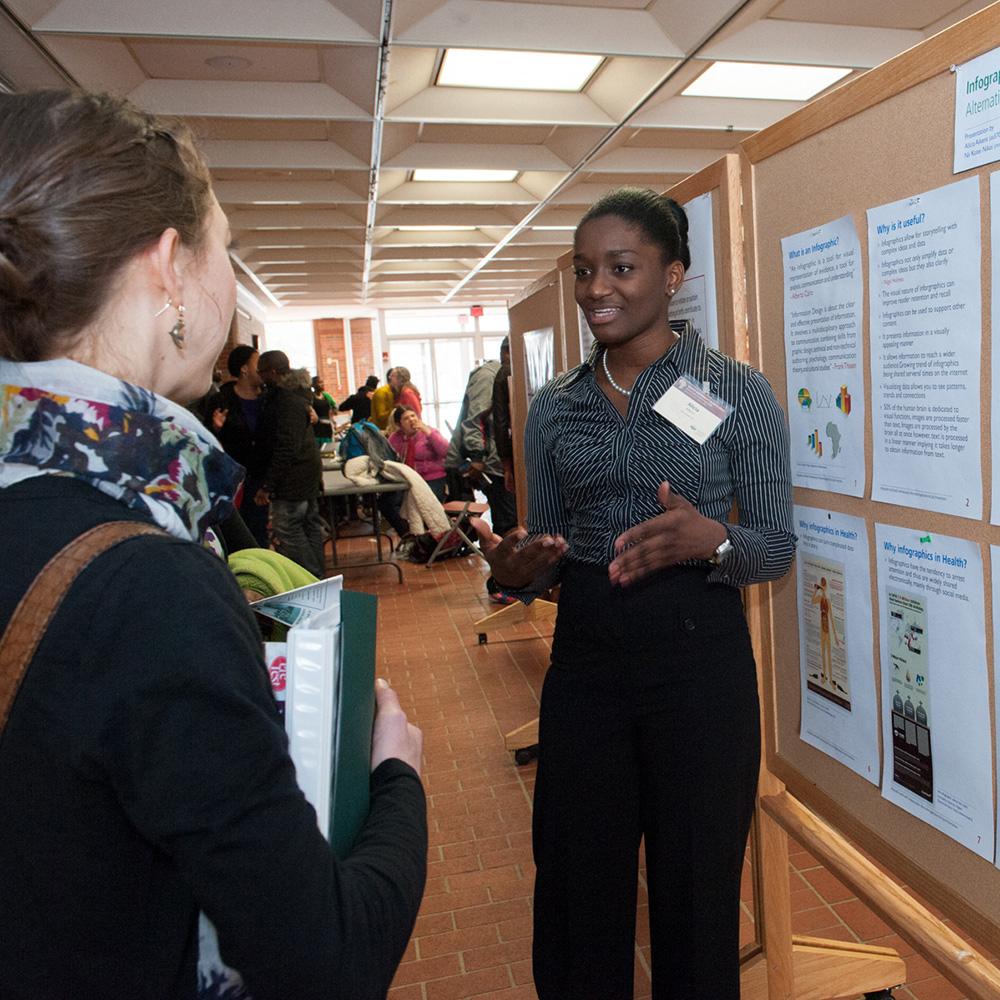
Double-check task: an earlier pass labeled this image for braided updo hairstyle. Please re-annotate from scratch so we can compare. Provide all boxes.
[576,186,691,271]
[0,90,213,362]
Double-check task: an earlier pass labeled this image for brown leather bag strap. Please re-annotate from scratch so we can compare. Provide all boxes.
[0,520,166,731]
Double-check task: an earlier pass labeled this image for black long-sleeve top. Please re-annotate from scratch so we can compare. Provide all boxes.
[0,477,427,1000]
[338,390,372,423]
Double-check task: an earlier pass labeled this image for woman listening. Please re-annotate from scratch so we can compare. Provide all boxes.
[0,90,426,1000]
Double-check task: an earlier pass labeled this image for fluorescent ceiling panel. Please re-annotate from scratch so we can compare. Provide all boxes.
[437,48,603,93]
[682,61,851,101]
[411,168,518,182]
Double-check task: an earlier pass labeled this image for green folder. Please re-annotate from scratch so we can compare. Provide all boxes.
[329,590,377,860]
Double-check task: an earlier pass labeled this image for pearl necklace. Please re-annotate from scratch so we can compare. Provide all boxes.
[601,349,632,397]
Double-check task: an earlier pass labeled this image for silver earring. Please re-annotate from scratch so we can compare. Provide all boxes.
[168,303,186,350]
[153,298,172,318]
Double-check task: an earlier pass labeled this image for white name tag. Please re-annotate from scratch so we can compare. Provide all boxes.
[653,375,733,444]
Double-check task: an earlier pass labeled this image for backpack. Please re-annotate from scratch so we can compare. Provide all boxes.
[345,423,399,474]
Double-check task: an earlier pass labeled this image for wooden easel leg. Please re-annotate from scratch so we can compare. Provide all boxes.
[741,773,906,1000]
[472,598,558,644]
[755,771,796,1000]
[741,937,906,1000]
[472,600,556,760]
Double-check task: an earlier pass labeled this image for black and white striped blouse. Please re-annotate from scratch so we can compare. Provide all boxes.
[524,321,795,589]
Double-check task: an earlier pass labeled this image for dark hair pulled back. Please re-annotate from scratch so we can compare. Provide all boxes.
[577,186,691,270]
[227,344,257,377]
[0,90,213,362]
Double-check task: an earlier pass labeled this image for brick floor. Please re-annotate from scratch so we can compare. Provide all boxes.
[330,535,990,999]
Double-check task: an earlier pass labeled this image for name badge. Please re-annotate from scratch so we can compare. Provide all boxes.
[653,375,733,444]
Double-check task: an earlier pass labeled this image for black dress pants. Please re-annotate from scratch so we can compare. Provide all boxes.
[531,562,760,1000]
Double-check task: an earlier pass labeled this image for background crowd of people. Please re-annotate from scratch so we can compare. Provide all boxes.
[200,345,516,570]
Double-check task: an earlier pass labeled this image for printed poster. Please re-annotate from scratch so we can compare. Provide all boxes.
[990,173,1000,524]
[991,546,1000,867]
[782,216,865,497]
[875,524,993,859]
[523,327,554,407]
[954,45,1000,173]
[672,191,719,351]
[868,178,982,519]
[795,507,879,784]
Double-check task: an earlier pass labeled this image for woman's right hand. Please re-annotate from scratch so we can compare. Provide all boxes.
[470,519,567,590]
[371,679,423,775]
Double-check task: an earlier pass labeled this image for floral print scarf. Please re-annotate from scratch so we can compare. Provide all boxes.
[0,358,242,542]
[1,358,251,998]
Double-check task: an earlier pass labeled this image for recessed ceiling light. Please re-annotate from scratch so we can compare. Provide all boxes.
[438,48,602,92]
[396,225,477,231]
[412,169,517,183]
[205,55,253,70]
[682,61,851,101]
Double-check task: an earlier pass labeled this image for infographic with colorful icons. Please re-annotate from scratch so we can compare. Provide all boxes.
[876,524,993,860]
[795,507,879,786]
[868,178,982,519]
[782,215,865,497]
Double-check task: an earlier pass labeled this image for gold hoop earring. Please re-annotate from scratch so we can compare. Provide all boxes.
[168,303,186,350]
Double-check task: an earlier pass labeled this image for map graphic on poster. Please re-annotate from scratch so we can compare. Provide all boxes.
[887,590,933,802]
[802,555,851,711]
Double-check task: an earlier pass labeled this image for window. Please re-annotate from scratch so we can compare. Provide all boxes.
[477,306,511,333]
[388,336,476,435]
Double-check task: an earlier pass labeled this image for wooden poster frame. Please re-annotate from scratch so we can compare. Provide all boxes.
[740,4,1000,993]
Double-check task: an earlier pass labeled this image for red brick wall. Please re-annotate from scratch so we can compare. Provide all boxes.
[313,318,348,401]
[350,318,375,389]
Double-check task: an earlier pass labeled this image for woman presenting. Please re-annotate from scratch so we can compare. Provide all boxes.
[477,187,794,999]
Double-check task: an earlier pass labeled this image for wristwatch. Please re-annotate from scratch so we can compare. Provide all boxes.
[709,535,733,566]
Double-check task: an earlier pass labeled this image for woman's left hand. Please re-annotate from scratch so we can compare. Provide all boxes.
[608,481,728,588]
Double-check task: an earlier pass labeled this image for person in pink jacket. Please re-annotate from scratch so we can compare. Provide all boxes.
[391,367,423,417]
[388,406,449,501]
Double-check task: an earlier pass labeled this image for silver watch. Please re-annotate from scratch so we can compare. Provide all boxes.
[709,536,733,566]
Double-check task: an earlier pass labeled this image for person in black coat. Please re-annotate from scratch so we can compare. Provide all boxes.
[338,374,378,423]
[256,350,326,579]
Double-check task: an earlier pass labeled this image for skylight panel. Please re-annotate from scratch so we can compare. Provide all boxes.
[437,48,603,93]
[411,169,518,182]
[682,61,851,101]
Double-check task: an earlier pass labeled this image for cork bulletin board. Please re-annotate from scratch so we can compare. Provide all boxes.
[741,4,1000,951]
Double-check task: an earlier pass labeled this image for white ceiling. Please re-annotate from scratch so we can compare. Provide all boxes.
[0,0,992,317]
